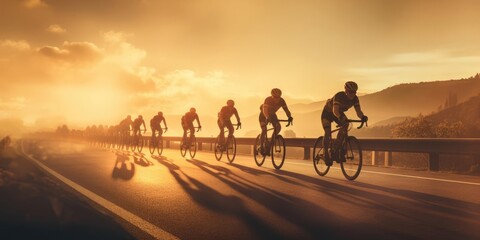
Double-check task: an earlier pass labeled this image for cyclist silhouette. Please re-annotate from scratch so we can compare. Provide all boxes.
[260,88,293,153]
[217,100,241,150]
[181,108,201,146]
[132,115,146,137]
[150,111,168,138]
[119,115,133,137]
[321,81,368,166]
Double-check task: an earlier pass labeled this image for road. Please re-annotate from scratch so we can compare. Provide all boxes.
[20,138,480,240]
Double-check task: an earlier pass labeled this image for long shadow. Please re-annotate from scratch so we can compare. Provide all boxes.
[133,155,153,167]
[111,152,135,180]
[186,158,407,240]
[153,155,286,240]
[228,162,308,188]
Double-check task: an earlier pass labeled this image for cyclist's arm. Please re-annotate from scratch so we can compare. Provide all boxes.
[142,120,146,131]
[234,109,241,124]
[354,105,365,119]
[281,105,292,118]
[195,116,201,127]
[162,118,168,129]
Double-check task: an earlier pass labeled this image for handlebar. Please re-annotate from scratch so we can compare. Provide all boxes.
[279,119,293,127]
[232,123,242,130]
[346,119,368,129]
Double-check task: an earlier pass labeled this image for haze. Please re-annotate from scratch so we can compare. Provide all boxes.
[1,0,480,131]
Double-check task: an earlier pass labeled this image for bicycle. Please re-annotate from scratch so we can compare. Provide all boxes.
[149,128,167,155]
[253,119,292,169]
[180,127,201,158]
[312,119,367,181]
[214,124,241,163]
[131,129,145,153]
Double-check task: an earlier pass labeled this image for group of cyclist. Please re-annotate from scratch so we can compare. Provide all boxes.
[101,81,367,166]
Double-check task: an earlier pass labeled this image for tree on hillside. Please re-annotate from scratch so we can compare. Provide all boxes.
[393,115,435,138]
[283,129,297,138]
[444,91,458,109]
[435,120,466,138]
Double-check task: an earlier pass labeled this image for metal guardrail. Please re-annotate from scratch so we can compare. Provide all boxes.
[158,136,480,171]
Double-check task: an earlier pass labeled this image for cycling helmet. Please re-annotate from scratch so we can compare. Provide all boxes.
[345,81,358,92]
[227,99,234,107]
[158,111,163,116]
[190,107,196,113]
[271,88,282,98]
[127,115,131,119]
[138,115,143,119]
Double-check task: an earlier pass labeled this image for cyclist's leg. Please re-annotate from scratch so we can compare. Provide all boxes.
[218,119,225,145]
[226,120,234,138]
[182,123,188,145]
[188,123,195,143]
[270,114,280,141]
[321,109,334,165]
[259,113,267,153]
[333,113,348,158]
[158,126,163,137]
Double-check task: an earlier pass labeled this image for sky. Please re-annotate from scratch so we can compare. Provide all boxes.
[1,0,480,130]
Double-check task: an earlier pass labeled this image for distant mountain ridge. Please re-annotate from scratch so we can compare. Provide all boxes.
[243,75,480,137]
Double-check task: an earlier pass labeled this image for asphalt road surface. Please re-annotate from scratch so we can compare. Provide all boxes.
[20,138,480,240]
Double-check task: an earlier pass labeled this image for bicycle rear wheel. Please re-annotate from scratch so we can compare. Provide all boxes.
[157,138,163,156]
[313,137,330,176]
[253,134,266,166]
[130,136,137,152]
[226,135,236,163]
[149,136,155,154]
[189,135,197,158]
[214,135,223,161]
[271,135,286,169]
[340,136,362,181]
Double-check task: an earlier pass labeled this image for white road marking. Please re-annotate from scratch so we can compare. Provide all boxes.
[289,161,480,186]
[20,141,180,240]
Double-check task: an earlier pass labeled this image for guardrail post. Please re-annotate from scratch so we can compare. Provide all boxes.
[198,142,203,151]
[303,147,310,160]
[429,153,439,171]
[371,151,376,165]
[250,145,254,155]
[384,151,392,167]
[166,140,170,149]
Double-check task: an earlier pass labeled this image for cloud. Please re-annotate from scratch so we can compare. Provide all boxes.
[0,40,31,51]
[37,41,103,64]
[46,24,66,34]
[23,0,46,8]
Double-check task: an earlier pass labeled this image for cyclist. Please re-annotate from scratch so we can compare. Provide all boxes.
[217,100,241,150]
[181,107,201,146]
[132,115,146,137]
[119,115,133,137]
[150,111,168,138]
[261,88,293,154]
[321,81,368,166]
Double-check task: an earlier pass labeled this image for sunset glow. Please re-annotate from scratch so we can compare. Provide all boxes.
[1,0,480,132]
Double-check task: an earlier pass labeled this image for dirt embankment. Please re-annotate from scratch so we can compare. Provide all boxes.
[0,142,135,240]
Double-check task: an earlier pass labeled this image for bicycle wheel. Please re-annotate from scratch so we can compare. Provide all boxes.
[214,135,223,161]
[313,137,330,176]
[253,134,266,166]
[226,135,236,163]
[149,137,155,154]
[136,135,144,153]
[340,136,362,181]
[130,136,137,152]
[189,135,197,158]
[180,138,187,157]
[157,137,163,156]
[271,135,286,169]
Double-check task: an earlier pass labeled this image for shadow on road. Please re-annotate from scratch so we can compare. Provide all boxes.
[111,152,135,180]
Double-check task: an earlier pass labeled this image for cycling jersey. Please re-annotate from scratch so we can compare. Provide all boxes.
[119,118,132,131]
[325,91,359,113]
[182,112,198,124]
[132,118,145,129]
[263,96,287,116]
[150,115,165,128]
[218,106,238,121]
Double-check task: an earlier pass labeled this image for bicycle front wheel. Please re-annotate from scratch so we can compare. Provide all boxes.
[271,135,286,169]
[157,138,163,156]
[313,137,330,176]
[214,136,223,161]
[226,135,236,163]
[340,136,363,181]
[189,135,197,158]
[253,134,266,166]
[136,135,144,153]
